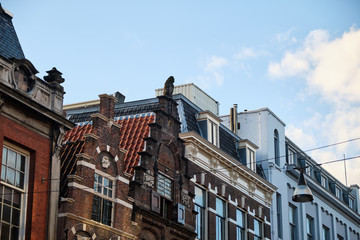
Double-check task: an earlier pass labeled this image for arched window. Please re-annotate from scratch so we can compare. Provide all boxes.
[274,130,280,166]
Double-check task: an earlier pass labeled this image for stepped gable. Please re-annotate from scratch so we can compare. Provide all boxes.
[60,113,155,197]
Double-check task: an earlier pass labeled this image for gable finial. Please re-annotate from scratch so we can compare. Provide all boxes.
[163,76,174,97]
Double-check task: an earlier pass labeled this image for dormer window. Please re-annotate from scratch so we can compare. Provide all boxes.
[335,186,342,199]
[287,147,297,165]
[238,139,258,172]
[349,197,354,209]
[197,111,222,147]
[321,175,328,188]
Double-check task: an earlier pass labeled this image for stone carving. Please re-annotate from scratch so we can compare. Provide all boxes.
[101,156,111,169]
[182,194,191,208]
[163,76,174,97]
[143,170,155,188]
[248,181,257,196]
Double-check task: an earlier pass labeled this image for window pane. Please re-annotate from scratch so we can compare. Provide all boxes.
[7,150,16,169]
[2,148,7,165]
[216,198,225,217]
[4,187,12,205]
[1,223,10,240]
[1,165,6,181]
[91,195,101,222]
[11,226,19,240]
[236,209,243,227]
[6,168,15,186]
[12,208,20,226]
[2,204,11,222]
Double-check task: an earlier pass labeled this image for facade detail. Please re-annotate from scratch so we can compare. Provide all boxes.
[63,83,277,240]
[221,107,360,240]
[0,5,74,239]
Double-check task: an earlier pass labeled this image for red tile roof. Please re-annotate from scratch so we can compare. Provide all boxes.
[60,114,155,195]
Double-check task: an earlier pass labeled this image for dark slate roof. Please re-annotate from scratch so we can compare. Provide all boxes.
[65,93,265,179]
[0,5,25,60]
[67,98,159,124]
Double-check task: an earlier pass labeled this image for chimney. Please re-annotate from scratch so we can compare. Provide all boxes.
[230,104,238,135]
[99,94,117,119]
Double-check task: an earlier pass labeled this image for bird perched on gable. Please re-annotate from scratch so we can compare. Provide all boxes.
[163,76,174,97]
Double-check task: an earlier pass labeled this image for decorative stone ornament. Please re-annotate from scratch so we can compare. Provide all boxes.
[101,156,111,169]
[144,170,155,188]
[181,194,191,208]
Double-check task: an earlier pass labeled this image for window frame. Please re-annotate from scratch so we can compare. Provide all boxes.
[215,197,226,240]
[208,119,219,147]
[322,225,330,240]
[236,208,245,240]
[1,143,30,240]
[91,172,115,226]
[274,129,280,166]
[289,204,297,240]
[276,193,282,238]
[254,218,263,240]
[194,186,206,240]
[306,215,314,240]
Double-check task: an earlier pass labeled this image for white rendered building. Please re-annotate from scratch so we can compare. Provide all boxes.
[221,107,360,240]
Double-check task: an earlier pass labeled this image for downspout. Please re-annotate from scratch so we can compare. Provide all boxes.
[45,123,55,240]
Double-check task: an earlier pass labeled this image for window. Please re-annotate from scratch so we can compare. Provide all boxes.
[194,186,206,240]
[274,130,280,166]
[337,235,344,240]
[1,145,28,240]
[216,197,226,240]
[236,209,245,240]
[92,173,114,226]
[349,197,354,209]
[289,205,297,240]
[276,193,282,238]
[247,148,256,171]
[287,148,297,165]
[254,218,263,240]
[322,225,329,240]
[321,175,327,188]
[157,173,172,199]
[335,187,342,199]
[306,215,314,240]
[209,120,219,147]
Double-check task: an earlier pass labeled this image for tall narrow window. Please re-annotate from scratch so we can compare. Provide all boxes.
[274,130,280,166]
[0,145,28,240]
[306,215,314,240]
[349,197,355,209]
[92,173,114,226]
[216,197,226,240]
[322,225,329,240]
[287,148,296,165]
[289,205,297,240]
[209,120,219,147]
[194,186,206,240]
[247,148,256,171]
[236,209,245,240]
[254,218,263,240]
[276,193,282,238]
[157,173,172,199]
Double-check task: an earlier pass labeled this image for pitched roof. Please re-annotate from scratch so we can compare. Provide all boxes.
[0,5,25,60]
[60,114,154,197]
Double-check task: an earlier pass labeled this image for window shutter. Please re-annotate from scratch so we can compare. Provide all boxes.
[177,203,185,225]
[151,191,161,213]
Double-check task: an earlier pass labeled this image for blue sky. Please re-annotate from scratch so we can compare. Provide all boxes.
[3,1,360,186]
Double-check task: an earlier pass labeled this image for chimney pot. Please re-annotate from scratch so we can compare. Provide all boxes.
[99,94,117,119]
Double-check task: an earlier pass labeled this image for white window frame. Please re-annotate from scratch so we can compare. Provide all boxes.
[289,204,297,240]
[321,175,327,188]
[208,120,219,147]
[349,197,355,209]
[92,172,115,226]
[247,147,256,172]
[306,215,314,240]
[1,142,29,240]
[288,147,297,165]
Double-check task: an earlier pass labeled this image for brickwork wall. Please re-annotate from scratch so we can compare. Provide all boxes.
[0,115,51,240]
[189,160,271,240]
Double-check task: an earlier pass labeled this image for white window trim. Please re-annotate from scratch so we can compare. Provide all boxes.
[1,142,30,240]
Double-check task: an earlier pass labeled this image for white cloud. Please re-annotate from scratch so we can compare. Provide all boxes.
[191,56,228,89]
[274,28,298,44]
[274,27,360,185]
[234,47,257,59]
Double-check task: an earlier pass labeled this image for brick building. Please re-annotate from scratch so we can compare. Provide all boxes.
[58,90,197,240]
[61,82,276,240]
[0,5,74,240]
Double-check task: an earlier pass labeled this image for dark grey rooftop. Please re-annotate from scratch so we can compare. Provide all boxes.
[0,5,25,60]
